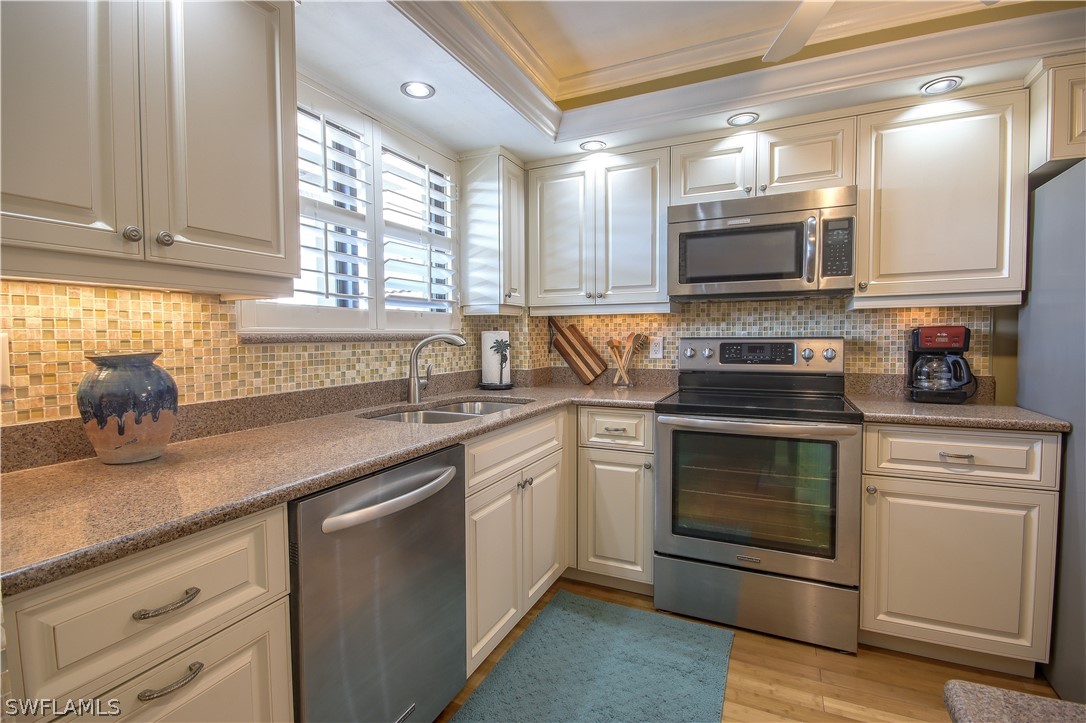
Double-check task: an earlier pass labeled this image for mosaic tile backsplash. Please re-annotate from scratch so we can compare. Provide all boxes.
[0,281,990,425]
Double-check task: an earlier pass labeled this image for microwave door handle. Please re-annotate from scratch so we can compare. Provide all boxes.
[804,216,817,284]
[657,414,859,438]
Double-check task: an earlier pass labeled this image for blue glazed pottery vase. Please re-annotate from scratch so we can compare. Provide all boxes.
[77,352,179,464]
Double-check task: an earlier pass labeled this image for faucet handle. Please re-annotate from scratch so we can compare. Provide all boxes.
[420,364,433,390]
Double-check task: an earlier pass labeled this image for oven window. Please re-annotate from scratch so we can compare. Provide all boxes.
[671,430,837,558]
[678,223,804,284]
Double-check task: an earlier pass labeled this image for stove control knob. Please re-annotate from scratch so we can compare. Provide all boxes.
[801,348,814,362]
[823,348,838,362]
[701,347,714,359]
[683,347,697,359]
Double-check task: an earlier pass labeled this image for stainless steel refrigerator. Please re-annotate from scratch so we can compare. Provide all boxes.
[1018,159,1086,702]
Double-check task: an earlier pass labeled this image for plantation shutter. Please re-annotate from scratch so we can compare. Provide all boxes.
[380,148,456,317]
[293,108,375,311]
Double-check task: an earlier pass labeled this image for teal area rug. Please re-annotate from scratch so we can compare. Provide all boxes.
[452,590,733,723]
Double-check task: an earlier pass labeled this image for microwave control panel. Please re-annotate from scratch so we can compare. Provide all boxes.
[821,218,854,278]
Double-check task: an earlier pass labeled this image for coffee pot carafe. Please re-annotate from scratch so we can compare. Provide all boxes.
[907,326,977,404]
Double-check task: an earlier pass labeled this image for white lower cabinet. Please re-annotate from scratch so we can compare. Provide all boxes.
[577,447,654,584]
[575,407,655,585]
[861,424,1061,663]
[105,599,292,722]
[2,507,292,722]
[465,448,567,675]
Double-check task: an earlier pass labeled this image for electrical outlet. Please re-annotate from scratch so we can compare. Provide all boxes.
[648,336,663,359]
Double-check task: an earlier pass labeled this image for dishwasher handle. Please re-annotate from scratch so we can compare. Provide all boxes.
[321,466,457,534]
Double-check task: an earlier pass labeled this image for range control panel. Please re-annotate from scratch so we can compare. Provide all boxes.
[678,336,845,374]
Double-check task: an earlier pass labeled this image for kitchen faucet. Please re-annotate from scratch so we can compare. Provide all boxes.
[408,333,467,403]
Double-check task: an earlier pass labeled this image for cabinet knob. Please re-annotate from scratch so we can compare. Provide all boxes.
[122,225,144,242]
[858,281,869,291]
[526,476,534,486]
[596,292,604,298]
[644,462,652,470]
[156,231,175,247]
[744,185,753,194]
[759,184,768,192]
[865,485,878,495]
[505,291,513,299]
[586,292,593,299]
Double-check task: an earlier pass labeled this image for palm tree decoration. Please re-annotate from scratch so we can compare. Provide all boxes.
[490,337,511,385]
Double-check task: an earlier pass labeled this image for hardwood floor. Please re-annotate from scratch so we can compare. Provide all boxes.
[438,578,1057,722]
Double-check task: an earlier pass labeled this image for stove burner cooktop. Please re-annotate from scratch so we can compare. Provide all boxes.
[657,336,863,424]
[655,388,863,424]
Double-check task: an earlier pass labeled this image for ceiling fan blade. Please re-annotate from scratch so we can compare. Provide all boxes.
[762,0,836,63]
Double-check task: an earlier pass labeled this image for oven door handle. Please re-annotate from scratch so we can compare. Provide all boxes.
[656,414,860,438]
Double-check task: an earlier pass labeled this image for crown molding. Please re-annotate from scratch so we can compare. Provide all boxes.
[556,8,1086,142]
[390,0,561,140]
[461,1,560,98]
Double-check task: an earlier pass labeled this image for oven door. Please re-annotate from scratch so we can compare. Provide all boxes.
[655,414,861,587]
[667,209,819,298]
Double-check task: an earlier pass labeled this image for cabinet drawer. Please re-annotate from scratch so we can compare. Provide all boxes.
[465,412,564,496]
[578,408,653,452]
[103,598,293,722]
[7,507,288,704]
[864,424,1060,489]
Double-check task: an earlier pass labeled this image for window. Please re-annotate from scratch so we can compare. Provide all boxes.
[238,82,459,334]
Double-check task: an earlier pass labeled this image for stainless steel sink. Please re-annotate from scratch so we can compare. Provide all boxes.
[361,399,529,423]
[427,401,526,415]
[368,410,478,424]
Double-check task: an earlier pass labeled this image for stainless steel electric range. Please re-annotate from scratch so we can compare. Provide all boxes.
[653,336,863,652]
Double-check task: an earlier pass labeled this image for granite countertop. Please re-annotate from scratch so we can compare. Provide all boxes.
[0,385,671,597]
[851,396,1072,433]
[2,381,1071,597]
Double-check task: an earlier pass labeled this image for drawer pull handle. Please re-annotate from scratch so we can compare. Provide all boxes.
[137,662,204,702]
[132,587,201,620]
[604,427,628,433]
[939,451,976,462]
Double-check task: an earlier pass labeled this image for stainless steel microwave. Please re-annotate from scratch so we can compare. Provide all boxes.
[667,186,856,300]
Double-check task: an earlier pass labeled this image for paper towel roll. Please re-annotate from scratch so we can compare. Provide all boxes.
[481,331,512,386]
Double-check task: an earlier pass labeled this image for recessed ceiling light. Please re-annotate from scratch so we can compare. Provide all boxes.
[920,76,962,96]
[400,81,435,99]
[727,112,759,127]
[579,140,607,152]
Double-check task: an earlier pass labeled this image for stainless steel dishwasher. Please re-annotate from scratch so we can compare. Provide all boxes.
[289,445,466,722]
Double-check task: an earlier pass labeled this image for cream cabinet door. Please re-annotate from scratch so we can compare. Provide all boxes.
[465,473,523,674]
[670,134,757,204]
[0,1,143,258]
[528,162,594,307]
[522,451,565,608]
[501,155,527,309]
[140,0,298,276]
[861,475,1057,661]
[756,118,855,196]
[596,149,670,305]
[106,599,293,723]
[853,91,1028,306]
[577,447,654,583]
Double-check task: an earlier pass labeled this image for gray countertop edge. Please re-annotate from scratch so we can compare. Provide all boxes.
[850,396,1072,433]
[1,386,670,597]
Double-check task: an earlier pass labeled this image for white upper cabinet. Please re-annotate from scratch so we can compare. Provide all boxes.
[460,149,526,315]
[1028,58,1086,176]
[671,118,855,204]
[0,1,299,298]
[528,148,674,315]
[851,91,1028,309]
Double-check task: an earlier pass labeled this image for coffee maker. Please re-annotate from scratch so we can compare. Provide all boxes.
[907,325,976,404]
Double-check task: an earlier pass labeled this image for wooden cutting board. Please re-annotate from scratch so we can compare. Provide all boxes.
[549,318,607,384]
